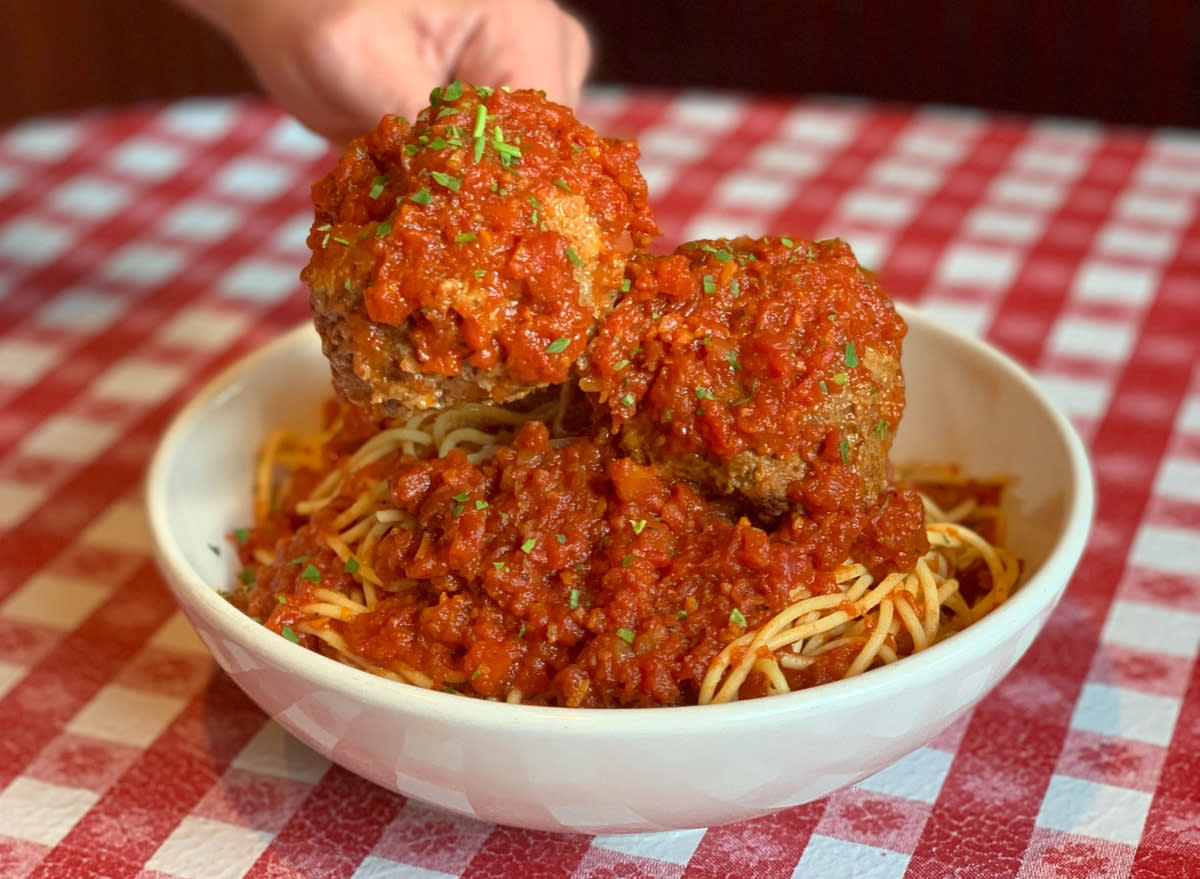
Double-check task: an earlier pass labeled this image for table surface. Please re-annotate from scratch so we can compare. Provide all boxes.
[0,88,1198,879]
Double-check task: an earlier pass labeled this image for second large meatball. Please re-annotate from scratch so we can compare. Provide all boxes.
[583,237,908,516]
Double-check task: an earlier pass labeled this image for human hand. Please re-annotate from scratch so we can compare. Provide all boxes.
[177,0,591,143]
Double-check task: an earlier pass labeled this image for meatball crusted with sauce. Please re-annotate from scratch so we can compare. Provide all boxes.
[583,237,907,517]
[303,82,658,415]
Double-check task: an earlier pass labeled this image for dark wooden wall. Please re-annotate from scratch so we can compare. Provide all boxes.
[5,1,1199,129]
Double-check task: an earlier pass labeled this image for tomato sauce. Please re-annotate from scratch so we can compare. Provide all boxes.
[237,415,928,708]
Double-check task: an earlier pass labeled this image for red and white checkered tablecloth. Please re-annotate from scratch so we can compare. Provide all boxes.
[0,88,1198,879]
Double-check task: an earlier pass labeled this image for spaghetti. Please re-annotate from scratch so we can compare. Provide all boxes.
[230,398,1019,708]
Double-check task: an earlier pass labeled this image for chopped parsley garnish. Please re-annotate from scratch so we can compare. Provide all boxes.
[565,246,584,267]
[441,80,464,101]
[781,236,795,248]
[473,268,486,279]
[521,537,537,554]
[239,568,256,585]
[475,499,489,510]
[839,439,850,462]
[630,519,647,534]
[730,278,741,297]
[375,217,393,237]
[301,564,321,584]
[620,392,635,407]
[724,350,741,370]
[451,491,469,502]
[410,188,433,205]
[493,561,507,571]
[695,386,715,401]
[344,556,361,574]
[620,277,632,292]
[553,178,572,193]
[368,175,387,199]
[832,372,849,385]
[569,589,580,609]
[281,626,300,644]
[729,608,747,627]
[819,379,829,395]
[556,533,567,544]
[455,231,476,243]
[614,358,630,370]
[233,528,249,545]
[431,170,461,192]
[546,337,571,354]
[702,274,716,294]
[875,419,889,439]
[845,341,859,368]
[617,627,636,643]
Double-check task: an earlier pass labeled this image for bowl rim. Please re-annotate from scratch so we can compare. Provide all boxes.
[146,304,1095,732]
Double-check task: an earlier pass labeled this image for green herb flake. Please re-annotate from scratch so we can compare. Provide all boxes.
[553,178,572,193]
[730,278,741,297]
[493,561,507,571]
[475,499,489,510]
[301,564,321,584]
[569,589,580,609]
[617,627,636,643]
[702,274,716,294]
[521,537,537,554]
[832,372,849,386]
[620,392,635,407]
[431,170,461,192]
[473,268,486,279]
[375,217,393,237]
[781,236,795,249]
[281,626,300,644]
[410,188,433,205]
[614,358,630,370]
[451,491,469,502]
[840,438,850,463]
[695,386,715,401]
[288,555,310,566]
[276,594,288,604]
[368,175,387,199]
[819,379,829,395]
[565,246,584,268]
[630,519,647,535]
[455,231,476,243]
[344,556,361,574]
[442,80,464,101]
[239,568,256,585]
[845,340,859,368]
[556,533,567,544]
[725,350,741,370]
[546,337,571,354]
[233,527,249,545]
[729,608,747,627]
[452,503,465,517]
[620,278,632,292]
[621,554,634,568]
[875,419,889,439]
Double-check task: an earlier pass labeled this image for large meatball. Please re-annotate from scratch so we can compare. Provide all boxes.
[582,237,907,516]
[303,83,658,415]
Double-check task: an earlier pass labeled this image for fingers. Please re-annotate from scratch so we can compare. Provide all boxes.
[453,0,592,108]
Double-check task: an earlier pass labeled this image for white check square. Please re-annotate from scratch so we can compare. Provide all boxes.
[1036,775,1152,845]
[20,413,120,463]
[0,777,100,846]
[1153,457,1200,504]
[2,573,110,630]
[1130,523,1200,577]
[1071,261,1158,306]
[1047,315,1136,363]
[146,815,273,879]
[1069,682,1182,746]
[791,835,909,879]
[66,684,187,747]
[935,243,1021,287]
[232,719,331,784]
[0,218,75,266]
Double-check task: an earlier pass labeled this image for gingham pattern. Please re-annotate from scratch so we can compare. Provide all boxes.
[0,90,1197,879]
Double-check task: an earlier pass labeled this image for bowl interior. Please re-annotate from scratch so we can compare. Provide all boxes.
[148,304,1092,727]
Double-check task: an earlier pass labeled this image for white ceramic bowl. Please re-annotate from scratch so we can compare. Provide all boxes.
[146,305,1093,834]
